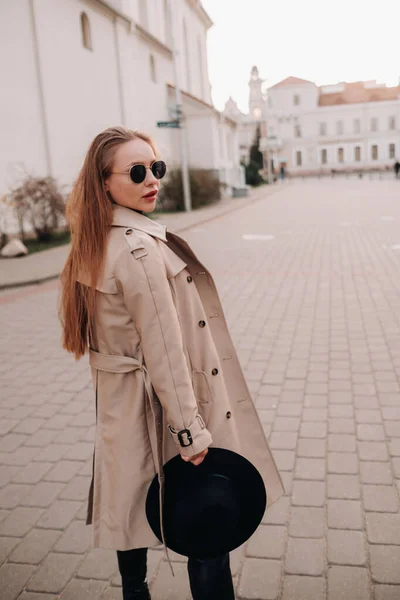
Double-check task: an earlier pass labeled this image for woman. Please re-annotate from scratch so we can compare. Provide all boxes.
[60,126,283,600]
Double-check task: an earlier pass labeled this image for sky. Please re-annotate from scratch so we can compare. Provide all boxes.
[201,0,400,113]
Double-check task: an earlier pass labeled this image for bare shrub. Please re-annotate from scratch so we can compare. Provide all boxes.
[7,174,66,242]
[159,168,221,211]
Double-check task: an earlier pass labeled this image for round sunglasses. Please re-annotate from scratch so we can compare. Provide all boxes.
[111,160,167,184]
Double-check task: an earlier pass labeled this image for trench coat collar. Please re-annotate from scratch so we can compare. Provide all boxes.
[112,205,167,242]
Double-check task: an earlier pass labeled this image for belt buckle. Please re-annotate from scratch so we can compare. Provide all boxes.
[177,428,193,447]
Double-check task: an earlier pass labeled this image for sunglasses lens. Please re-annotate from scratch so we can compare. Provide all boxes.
[130,164,146,184]
[152,161,167,180]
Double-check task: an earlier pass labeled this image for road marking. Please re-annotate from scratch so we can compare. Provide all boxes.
[382,216,395,221]
[242,234,275,241]
[391,244,400,250]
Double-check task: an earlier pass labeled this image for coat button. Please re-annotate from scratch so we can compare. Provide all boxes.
[187,276,193,283]
[226,411,232,419]
[212,368,218,376]
[198,320,206,328]
[125,228,133,235]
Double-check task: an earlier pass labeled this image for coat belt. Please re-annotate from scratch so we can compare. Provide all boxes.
[88,349,173,574]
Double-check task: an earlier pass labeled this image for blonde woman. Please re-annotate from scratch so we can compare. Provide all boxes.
[60,126,283,600]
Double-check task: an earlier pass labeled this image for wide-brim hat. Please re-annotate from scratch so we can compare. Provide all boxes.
[145,447,267,559]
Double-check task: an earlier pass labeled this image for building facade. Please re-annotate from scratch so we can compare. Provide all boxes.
[0,0,242,222]
[225,69,400,176]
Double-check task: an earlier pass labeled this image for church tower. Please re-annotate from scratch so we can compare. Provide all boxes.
[248,66,264,121]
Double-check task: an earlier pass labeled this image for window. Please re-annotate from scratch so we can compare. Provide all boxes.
[294,124,302,138]
[370,118,378,132]
[354,119,361,134]
[149,54,156,83]
[296,151,302,166]
[319,122,327,136]
[355,146,361,162]
[80,12,92,50]
[389,116,396,131]
[372,145,378,160]
[321,149,327,164]
[183,20,191,92]
[336,120,344,135]
[198,37,204,99]
[338,147,344,163]
[139,0,148,29]
[164,0,172,46]
[389,143,396,159]
[293,94,300,106]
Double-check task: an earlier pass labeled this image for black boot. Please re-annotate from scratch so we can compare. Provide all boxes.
[117,548,151,600]
[188,553,235,600]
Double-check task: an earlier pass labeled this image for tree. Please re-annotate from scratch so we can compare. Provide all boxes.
[245,124,265,186]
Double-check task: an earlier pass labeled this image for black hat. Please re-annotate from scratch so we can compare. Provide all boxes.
[145,447,267,559]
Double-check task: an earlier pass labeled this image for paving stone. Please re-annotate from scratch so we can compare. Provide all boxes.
[21,482,65,508]
[329,419,355,434]
[360,462,393,485]
[0,563,35,600]
[329,391,352,404]
[281,576,325,600]
[363,485,399,512]
[273,417,300,432]
[19,594,60,600]
[358,442,389,461]
[24,429,59,447]
[328,475,361,499]
[370,545,400,583]
[384,422,400,437]
[44,460,83,483]
[374,584,400,600]
[289,507,324,538]
[14,418,46,435]
[9,528,61,564]
[328,434,356,453]
[238,558,281,600]
[0,506,43,537]
[59,476,90,501]
[276,403,302,417]
[366,513,400,544]
[302,408,328,421]
[296,438,326,458]
[356,410,382,424]
[43,414,75,430]
[60,578,107,599]
[272,450,295,471]
[328,452,359,474]
[247,525,286,559]
[299,422,327,438]
[150,561,191,600]
[357,425,385,442]
[328,566,371,600]
[77,548,118,580]
[12,462,53,485]
[0,465,20,488]
[285,538,324,575]
[328,529,366,565]
[27,553,82,593]
[388,439,400,456]
[304,395,328,407]
[0,483,32,509]
[295,457,325,480]
[328,500,363,530]
[292,480,325,506]
[391,457,400,478]
[329,405,354,418]
[32,445,70,463]
[0,434,28,453]
[36,500,82,529]
[262,496,290,525]
[0,536,19,564]
[53,519,92,554]
[269,432,298,450]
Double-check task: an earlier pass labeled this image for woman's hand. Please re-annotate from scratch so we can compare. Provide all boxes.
[181,447,208,466]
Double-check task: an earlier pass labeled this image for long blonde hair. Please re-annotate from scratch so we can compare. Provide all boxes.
[59,126,155,359]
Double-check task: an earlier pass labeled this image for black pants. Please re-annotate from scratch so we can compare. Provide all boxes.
[117,548,235,600]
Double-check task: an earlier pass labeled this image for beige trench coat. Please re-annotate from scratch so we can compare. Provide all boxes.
[84,205,284,551]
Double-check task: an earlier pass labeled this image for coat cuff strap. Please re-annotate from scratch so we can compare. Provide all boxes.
[167,415,206,448]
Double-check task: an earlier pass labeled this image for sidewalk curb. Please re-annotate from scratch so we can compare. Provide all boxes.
[0,185,286,291]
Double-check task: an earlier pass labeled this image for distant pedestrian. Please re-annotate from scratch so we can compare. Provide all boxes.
[280,165,286,181]
[394,161,400,179]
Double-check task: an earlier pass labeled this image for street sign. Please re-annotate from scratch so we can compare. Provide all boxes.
[157,120,180,129]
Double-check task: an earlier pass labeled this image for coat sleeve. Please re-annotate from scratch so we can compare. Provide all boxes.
[114,233,213,457]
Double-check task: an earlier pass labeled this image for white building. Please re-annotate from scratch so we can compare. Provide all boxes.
[0,0,242,215]
[225,69,400,176]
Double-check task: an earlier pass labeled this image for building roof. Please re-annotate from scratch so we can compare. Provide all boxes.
[269,76,316,89]
[319,81,400,106]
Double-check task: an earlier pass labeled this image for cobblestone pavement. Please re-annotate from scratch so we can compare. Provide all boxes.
[1,178,400,599]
